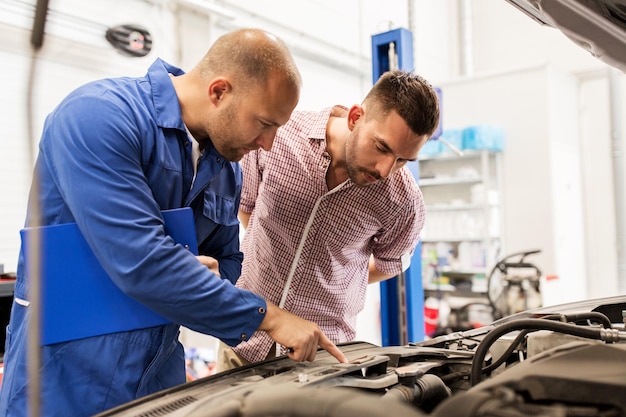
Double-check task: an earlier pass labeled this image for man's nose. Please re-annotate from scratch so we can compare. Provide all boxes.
[255,129,277,151]
[376,156,398,179]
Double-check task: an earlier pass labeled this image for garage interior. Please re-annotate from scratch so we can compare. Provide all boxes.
[0,0,625,405]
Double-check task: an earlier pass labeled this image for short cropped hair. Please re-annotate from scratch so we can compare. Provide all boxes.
[196,28,301,92]
[364,70,440,137]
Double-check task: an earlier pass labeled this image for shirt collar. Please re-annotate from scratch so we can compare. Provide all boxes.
[306,105,349,142]
[147,58,186,130]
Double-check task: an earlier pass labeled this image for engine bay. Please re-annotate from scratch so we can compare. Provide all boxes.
[95,296,626,417]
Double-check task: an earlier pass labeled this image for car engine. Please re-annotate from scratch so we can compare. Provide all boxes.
[95,296,626,417]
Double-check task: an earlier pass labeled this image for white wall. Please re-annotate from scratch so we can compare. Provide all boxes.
[578,74,621,299]
[453,0,626,301]
[470,0,604,75]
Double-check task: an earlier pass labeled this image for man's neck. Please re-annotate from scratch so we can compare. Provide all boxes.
[325,115,349,189]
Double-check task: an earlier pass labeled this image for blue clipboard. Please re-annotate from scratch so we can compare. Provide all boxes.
[20,208,198,345]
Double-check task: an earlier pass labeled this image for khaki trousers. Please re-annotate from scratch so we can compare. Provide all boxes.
[215,341,277,373]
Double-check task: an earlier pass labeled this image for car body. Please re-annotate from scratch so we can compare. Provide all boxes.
[505,0,626,73]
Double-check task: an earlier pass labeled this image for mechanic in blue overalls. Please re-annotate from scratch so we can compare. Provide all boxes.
[0,28,347,417]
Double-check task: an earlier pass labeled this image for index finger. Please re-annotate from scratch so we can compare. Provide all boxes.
[317,332,348,363]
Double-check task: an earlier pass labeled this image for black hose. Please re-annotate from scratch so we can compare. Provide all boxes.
[470,318,606,386]
[414,374,452,410]
[382,374,451,413]
[481,311,613,375]
[542,312,613,329]
[481,329,531,374]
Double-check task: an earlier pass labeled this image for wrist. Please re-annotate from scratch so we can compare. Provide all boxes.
[258,300,278,332]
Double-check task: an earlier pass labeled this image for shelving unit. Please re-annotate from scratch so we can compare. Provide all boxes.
[419,149,503,333]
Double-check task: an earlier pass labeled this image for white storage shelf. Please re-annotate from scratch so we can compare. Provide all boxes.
[419,177,483,187]
[419,149,503,296]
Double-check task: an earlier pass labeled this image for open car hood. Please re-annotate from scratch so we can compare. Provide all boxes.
[505,0,626,72]
[94,296,626,417]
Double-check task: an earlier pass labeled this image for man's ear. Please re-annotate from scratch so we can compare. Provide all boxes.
[208,77,231,105]
[347,104,364,130]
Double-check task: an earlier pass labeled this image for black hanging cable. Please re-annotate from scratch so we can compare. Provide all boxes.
[26,1,50,416]
[24,7,151,415]
[30,0,49,49]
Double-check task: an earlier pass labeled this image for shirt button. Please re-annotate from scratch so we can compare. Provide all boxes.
[216,157,221,162]
[258,307,266,314]
[240,333,247,340]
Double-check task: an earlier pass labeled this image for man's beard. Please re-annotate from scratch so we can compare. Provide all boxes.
[210,102,244,162]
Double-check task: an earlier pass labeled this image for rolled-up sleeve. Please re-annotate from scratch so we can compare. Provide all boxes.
[372,184,426,276]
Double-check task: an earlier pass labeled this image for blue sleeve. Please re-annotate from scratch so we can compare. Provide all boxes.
[199,223,243,285]
[39,90,265,345]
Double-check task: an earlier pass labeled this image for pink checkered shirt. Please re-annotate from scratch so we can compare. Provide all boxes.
[234,107,425,362]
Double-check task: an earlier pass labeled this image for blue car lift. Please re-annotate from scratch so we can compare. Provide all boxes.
[372,28,425,346]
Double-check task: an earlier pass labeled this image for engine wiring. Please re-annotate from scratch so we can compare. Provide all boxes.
[469,315,626,386]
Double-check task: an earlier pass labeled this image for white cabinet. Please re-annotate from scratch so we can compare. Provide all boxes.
[419,150,503,298]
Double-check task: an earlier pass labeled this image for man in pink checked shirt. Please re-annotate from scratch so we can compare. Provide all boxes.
[218,70,440,370]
